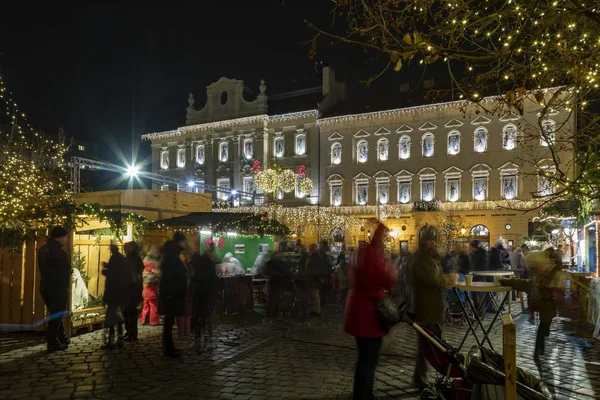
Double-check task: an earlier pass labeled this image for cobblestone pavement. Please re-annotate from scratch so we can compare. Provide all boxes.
[0,304,598,400]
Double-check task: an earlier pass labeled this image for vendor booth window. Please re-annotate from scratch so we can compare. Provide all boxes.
[161,150,169,170]
[540,120,556,147]
[447,131,460,155]
[295,132,306,156]
[219,141,229,162]
[177,147,186,168]
[274,136,284,158]
[502,124,517,150]
[399,135,411,159]
[196,144,205,165]
[331,142,342,165]
[217,178,230,201]
[474,127,488,153]
[377,138,389,161]
[357,140,368,163]
[243,138,253,160]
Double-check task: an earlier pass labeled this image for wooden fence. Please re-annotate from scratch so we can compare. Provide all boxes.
[215,275,254,315]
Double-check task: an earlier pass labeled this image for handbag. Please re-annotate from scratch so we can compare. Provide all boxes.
[375,294,399,331]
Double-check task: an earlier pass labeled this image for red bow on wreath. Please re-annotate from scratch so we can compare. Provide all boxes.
[251,160,262,173]
[296,165,306,178]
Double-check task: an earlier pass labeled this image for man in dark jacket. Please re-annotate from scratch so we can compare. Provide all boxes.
[410,227,444,391]
[159,232,188,357]
[190,242,219,351]
[101,244,130,349]
[123,241,144,341]
[37,226,71,352]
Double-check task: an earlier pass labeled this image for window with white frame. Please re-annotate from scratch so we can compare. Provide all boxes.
[374,172,391,205]
[538,173,554,196]
[219,141,229,162]
[354,174,370,205]
[422,133,434,158]
[196,143,205,165]
[377,138,389,161]
[217,178,230,200]
[399,135,411,159]
[243,138,253,159]
[447,131,460,155]
[540,120,556,146]
[276,188,284,200]
[177,147,186,168]
[397,181,411,204]
[196,180,205,193]
[295,131,306,155]
[443,167,462,202]
[160,184,169,191]
[242,176,254,200]
[499,163,519,200]
[474,127,488,153]
[418,168,437,201]
[357,140,368,163]
[331,142,342,165]
[274,136,284,158]
[328,174,344,206]
[470,164,491,201]
[502,124,517,150]
[161,150,169,170]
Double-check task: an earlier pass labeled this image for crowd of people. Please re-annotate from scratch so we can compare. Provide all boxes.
[38,224,567,398]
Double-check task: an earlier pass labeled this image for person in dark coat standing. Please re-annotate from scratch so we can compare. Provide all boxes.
[345,224,396,400]
[190,241,219,351]
[123,241,144,341]
[101,244,130,349]
[410,226,444,391]
[37,226,71,352]
[159,232,188,357]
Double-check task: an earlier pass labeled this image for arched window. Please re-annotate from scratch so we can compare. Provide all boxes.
[399,135,411,159]
[470,225,490,250]
[219,141,229,162]
[422,133,435,158]
[474,127,488,153]
[243,138,253,159]
[331,142,342,165]
[377,138,389,161]
[295,131,306,155]
[499,162,519,200]
[161,149,169,170]
[540,120,556,146]
[177,147,186,168]
[447,131,461,155]
[274,136,284,158]
[196,144,205,165]
[357,140,368,163]
[328,174,344,206]
[502,124,517,150]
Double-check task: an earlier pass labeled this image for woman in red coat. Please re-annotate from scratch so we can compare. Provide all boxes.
[344,224,396,400]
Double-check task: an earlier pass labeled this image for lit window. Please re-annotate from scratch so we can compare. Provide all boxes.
[446,179,460,202]
[77,145,85,151]
[398,181,411,204]
[447,131,460,155]
[219,141,229,162]
[377,182,389,204]
[502,124,517,150]
[276,188,284,200]
[377,138,389,161]
[421,180,435,201]
[422,134,434,158]
[295,131,306,155]
[196,180,205,193]
[196,144,205,165]
[177,148,186,168]
[274,136,284,158]
[356,183,368,204]
[243,139,253,160]
[399,135,411,159]
[474,128,488,153]
[501,175,517,199]
[160,184,169,191]
[473,177,488,201]
[357,140,368,163]
[331,185,342,206]
[331,142,342,165]
[217,178,230,201]
[161,150,169,170]
[540,120,555,146]
[242,176,254,200]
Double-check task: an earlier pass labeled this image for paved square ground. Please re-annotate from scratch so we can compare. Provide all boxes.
[0,304,598,400]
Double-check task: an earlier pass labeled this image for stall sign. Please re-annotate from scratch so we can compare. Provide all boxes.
[235,244,245,254]
[258,244,269,253]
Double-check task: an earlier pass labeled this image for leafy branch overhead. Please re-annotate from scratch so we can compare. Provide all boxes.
[309,0,600,213]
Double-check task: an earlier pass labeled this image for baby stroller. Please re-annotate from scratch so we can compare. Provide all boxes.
[278,273,304,317]
[397,302,552,400]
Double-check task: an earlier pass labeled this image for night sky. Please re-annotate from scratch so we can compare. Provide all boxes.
[1,1,346,165]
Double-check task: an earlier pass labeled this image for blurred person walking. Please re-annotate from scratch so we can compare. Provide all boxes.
[101,244,130,349]
[123,241,144,341]
[190,241,219,351]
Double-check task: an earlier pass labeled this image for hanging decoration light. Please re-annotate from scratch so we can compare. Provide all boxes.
[257,169,279,193]
[298,178,313,197]
[279,169,296,193]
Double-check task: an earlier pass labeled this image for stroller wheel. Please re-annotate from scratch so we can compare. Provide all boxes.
[445,315,454,325]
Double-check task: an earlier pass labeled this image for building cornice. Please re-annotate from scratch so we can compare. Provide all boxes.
[141,110,319,142]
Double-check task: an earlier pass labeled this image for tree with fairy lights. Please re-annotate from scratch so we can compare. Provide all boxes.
[0,72,71,247]
[309,0,600,218]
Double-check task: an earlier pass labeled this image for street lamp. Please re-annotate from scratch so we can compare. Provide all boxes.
[126,165,139,178]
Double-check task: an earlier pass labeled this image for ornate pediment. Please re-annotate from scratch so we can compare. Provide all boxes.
[418,167,438,176]
[499,111,521,122]
[471,115,491,125]
[328,132,344,141]
[354,129,370,138]
[470,163,492,173]
[373,170,392,182]
[444,118,464,128]
[327,174,344,183]
[353,172,371,181]
[442,166,464,177]
[374,127,391,136]
[396,124,413,133]
[419,121,438,131]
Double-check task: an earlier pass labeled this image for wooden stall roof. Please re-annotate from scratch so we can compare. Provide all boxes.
[152,212,253,229]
